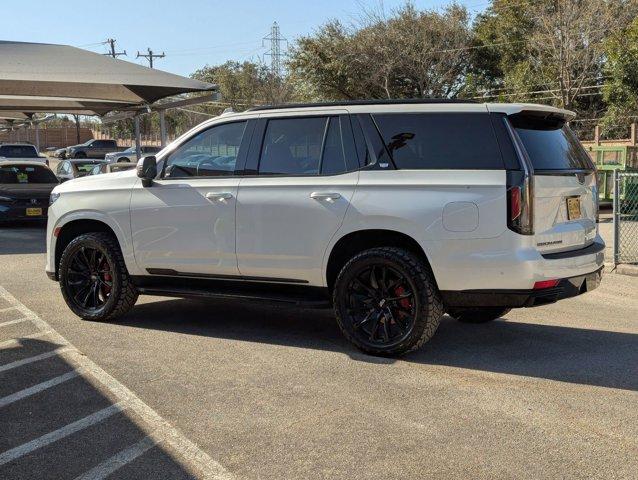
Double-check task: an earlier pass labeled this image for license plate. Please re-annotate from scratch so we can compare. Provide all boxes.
[566,197,581,220]
[26,208,42,216]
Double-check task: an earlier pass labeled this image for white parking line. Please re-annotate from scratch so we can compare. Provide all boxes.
[72,436,157,480]
[0,370,80,408]
[0,329,51,348]
[0,317,30,328]
[0,402,127,466]
[0,285,234,480]
[0,347,72,374]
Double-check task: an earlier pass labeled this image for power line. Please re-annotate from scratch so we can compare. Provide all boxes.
[103,38,126,58]
[136,48,165,68]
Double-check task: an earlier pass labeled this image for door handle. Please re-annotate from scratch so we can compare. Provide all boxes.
[205,192,233,202]
[310,192,341,202]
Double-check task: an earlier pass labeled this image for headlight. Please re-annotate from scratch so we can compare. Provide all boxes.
[49,192,60,205]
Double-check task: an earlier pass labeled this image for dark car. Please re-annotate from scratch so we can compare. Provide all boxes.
[55,159,107,182]
[0,161,59,222]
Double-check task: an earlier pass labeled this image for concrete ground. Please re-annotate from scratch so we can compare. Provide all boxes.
[0,223,636,479]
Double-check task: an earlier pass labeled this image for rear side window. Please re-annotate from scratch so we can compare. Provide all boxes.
[510,115,594,170]
[372,113,503,169]
[258,116,348,176]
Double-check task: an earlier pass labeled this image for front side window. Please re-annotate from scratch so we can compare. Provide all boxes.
[372,113,503,169]
[258,116,348,176]
[164,121,247,178]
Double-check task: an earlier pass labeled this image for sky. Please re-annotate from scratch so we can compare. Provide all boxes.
[3,0,488,77]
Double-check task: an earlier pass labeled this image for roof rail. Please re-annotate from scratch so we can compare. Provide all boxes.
[247,98,477,112]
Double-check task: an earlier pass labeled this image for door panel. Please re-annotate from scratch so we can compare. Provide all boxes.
[236,172,358,283]
[130,178,239,275]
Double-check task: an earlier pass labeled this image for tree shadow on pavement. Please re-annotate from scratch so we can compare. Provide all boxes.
[118,297,638,392]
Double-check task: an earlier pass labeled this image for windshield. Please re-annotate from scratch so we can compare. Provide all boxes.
[0,165,57,184]
[75,162,100,176]
[509,115,593,170]
[0,145,38,158]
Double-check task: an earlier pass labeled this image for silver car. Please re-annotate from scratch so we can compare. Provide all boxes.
[104,146,160,164]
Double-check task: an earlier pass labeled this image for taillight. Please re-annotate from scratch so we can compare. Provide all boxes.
[533,279,559,289]
[510,186,522,221]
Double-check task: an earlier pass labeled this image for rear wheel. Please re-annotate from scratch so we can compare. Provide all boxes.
[59,232,138,321]
[447,307,511,323]
[333,247,443,356]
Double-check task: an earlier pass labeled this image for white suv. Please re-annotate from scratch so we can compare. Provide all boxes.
[45,100,604,356]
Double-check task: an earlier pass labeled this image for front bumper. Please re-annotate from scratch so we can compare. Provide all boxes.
[441,267,603,309]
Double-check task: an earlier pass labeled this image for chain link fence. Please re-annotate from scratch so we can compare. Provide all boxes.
[613,170,638,264]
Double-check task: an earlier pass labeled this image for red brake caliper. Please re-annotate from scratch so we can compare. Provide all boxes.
[394,285,411,318]
[101,260,112,295]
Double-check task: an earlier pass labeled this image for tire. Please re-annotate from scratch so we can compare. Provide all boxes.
[59,232,138,321]
[447,307,511,323]
[333,247,444,356]
[118,157,130,163]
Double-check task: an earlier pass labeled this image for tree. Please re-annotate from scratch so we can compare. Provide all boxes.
[601,17,638,138]
[470,0,637,114]
[288,3,474,100]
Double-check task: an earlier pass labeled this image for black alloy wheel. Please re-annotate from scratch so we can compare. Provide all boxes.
[59,232,138,321]
[333,247,443,356]
[65,246,113,311]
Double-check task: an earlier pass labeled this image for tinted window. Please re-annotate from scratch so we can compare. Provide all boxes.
[510,116,594,170]
[0,145,38,158]
[351,116,371,166]
[0,165,57,184]
[321,118,347,175]
[259,117,326,175]
[372,113,503,169]
[165,121,246,178]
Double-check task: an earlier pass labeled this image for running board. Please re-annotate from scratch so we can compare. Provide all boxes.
[132,276,331,309]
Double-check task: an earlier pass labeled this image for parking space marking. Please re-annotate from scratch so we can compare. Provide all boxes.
[0,402,127,466]
[0,329,51,348]
[72,436,157,480]
[0,370,80,408]
[0,285,234,480]
[0,347,71,374]
[0,318,29,328]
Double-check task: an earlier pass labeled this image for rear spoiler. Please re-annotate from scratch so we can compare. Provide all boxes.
[486,103,576,121]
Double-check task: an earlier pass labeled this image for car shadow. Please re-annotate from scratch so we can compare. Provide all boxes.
[0,222,47,255]
[115,297,638,392]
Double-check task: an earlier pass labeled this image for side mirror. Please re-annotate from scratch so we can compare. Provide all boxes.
[137,156,157,187]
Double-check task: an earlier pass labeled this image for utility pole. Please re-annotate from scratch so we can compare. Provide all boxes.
[262,22,288,78]
[103,38,126,58]
[136,48,165,68]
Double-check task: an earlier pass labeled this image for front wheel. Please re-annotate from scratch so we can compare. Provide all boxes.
[59,232,138,321]
[447,307,511,323]
[333,247,443,356]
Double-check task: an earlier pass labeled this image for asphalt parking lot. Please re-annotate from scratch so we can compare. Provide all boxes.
[0,222,637,479]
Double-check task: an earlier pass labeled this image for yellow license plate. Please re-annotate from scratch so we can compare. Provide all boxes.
[26,208,43,216]
[566,197,581,220]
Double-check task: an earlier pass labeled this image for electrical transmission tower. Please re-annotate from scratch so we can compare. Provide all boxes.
[262,22,288,77]
[136,48,165,68]
[103,38,126,58]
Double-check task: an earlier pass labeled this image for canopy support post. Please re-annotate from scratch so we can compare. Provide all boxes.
[134,115,141,160]
[34,122,41,152]
[159,110,167,147]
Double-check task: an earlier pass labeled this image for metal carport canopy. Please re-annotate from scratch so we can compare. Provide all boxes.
[0,41,215,104]
[0,40,218,156]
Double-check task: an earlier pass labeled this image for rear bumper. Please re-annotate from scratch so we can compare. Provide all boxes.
[441,267,603,308]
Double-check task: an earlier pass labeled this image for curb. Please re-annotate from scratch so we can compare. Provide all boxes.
[604,263,638,277]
